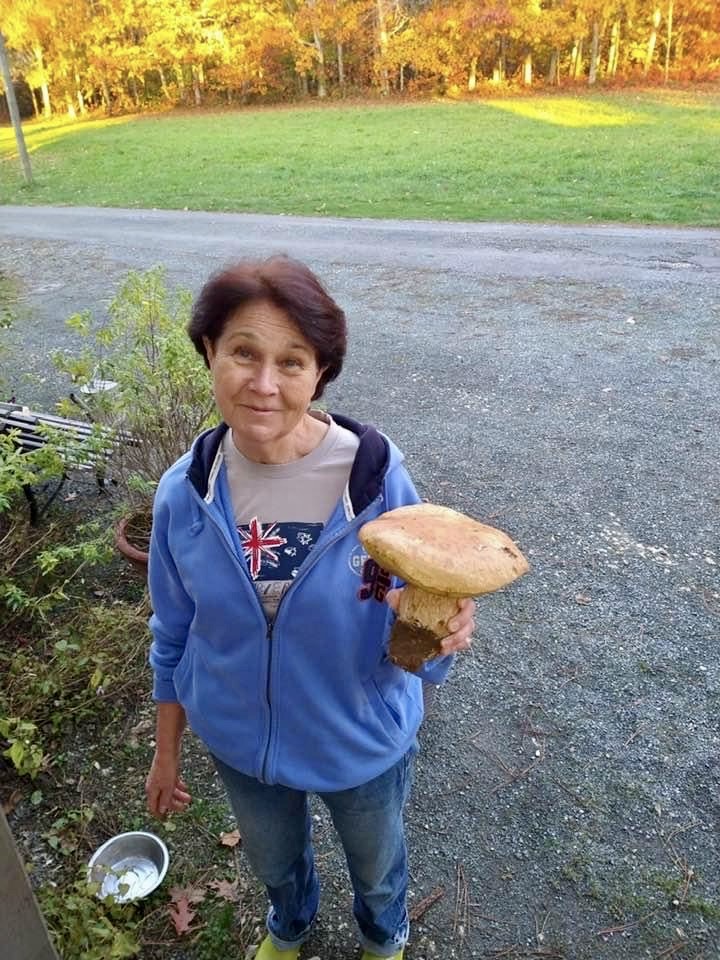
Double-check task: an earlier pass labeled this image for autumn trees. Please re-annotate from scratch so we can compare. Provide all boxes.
[0,0,718,118]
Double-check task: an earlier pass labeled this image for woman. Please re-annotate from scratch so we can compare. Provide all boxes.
[145,256,474,960]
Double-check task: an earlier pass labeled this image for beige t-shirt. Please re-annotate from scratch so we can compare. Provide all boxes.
[222,412,360,620]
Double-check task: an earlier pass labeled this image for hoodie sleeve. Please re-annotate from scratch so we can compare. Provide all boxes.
[147,487,196,703]
[382,459,455,686]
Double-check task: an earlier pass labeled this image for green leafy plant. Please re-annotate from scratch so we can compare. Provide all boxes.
[0,716,45,778]
[45,805,96,856]
[0,486,147,778]
[39,875,141,960]
[54,267,217,509]
[0,431,66,513]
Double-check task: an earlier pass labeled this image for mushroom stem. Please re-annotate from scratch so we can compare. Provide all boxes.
[389,585,461,673]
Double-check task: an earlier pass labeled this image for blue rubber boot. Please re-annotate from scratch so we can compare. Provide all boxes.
[255,935,301,960]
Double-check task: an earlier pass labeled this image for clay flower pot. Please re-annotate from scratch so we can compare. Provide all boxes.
[115,508,152,574]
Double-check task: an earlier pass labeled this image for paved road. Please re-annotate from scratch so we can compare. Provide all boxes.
[2,204,720,280]
[1,207,719,958]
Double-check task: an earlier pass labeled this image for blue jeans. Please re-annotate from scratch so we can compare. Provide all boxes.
[213,750,415,956]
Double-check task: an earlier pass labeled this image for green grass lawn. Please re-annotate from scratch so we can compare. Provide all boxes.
[1,89,719,224]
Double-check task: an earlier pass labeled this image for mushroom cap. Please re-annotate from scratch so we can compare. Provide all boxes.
[359,503,529,597]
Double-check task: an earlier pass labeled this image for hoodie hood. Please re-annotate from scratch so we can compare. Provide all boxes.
[185,413,391,515]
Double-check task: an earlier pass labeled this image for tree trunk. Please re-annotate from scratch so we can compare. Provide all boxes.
[492,36,506,83]
[375,0,390,95]
[101,77,112,113]
[588,20,601,84]
[129,74,140,106]
[312,28,327,98]
[522,52,532,85]
[468,55,478,91]
[176,62,186,102]
[675,28,683,63]
[33,45,52,117]
[75,71,86,115]
[644,6,661,74]
[40,81,51,116]
[192,66,201,105]
[571,36,584,78]
[337,41,345,86]
[30,86,40,117]
[664,0,673,83]
[547,49,560,85]
[159,66,172,100]
[607,20,620,77]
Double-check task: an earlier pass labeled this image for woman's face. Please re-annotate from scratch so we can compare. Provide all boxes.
[203,300,326,464]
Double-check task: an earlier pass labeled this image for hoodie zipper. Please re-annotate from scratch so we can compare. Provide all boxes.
[257,496,384,781]
[188,479,384,783]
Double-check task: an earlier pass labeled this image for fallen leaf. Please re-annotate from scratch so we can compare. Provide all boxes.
[169,884,206,905]
[209,878,240,902]
[168,898,198,935]
[219,829,241,847]
[575,594,592,605]
[2,789,22,815]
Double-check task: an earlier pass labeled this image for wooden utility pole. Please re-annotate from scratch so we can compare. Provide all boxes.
[0,30,33,184]
[0,808,59,960]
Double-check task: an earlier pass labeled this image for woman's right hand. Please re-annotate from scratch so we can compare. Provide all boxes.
[145,751,192,818]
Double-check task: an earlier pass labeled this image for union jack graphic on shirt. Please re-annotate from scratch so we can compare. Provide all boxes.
[238,517,323,581]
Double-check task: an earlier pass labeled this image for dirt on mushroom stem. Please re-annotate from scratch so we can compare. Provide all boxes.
[390,587,461,672]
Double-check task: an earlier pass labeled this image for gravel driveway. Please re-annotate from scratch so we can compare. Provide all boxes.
[1,207,719,959]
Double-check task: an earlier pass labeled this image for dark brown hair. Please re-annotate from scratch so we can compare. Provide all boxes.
[188,256,346,400]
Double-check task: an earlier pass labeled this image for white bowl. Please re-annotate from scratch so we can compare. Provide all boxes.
[87,831,169,902]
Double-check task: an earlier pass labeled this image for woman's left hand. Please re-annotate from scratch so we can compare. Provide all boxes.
[385,590,476,655]
[438,596,476,654]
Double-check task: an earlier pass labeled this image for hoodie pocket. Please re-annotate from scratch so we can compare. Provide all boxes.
[362,675,408,746]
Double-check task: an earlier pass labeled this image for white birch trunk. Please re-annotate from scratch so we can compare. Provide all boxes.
[312,27,327,98]
[607,20,620,77]
[522,53,532,85]
[375,0,390,95]
[644,6,662,74]
[337,41,344,86]
[571,36,584,78]
[588,20,601,84]
[33,45,52,117]
[468,56,478,91]
[664,0,674,83]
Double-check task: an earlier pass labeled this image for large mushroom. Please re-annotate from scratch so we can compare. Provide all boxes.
[359,503,529,672]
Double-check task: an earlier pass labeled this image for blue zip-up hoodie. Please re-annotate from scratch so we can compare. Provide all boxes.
[148,414,453,792]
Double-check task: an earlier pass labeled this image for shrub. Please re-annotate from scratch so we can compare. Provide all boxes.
[54,266,217,508]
